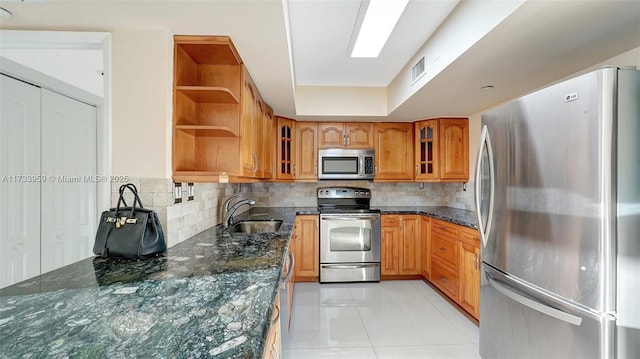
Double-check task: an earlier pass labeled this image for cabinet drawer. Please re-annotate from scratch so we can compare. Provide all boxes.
[431,233,459,268]
[460,227,480,247]
[431,260,459,301]
[381,215,400,227]
[432,219,459,238]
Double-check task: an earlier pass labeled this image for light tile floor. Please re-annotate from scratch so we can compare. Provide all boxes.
[283,280,480,359]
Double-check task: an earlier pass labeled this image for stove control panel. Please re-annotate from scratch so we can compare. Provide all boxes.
[317,187,371,199]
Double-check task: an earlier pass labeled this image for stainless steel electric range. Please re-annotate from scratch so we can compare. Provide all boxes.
[317,187,381,283]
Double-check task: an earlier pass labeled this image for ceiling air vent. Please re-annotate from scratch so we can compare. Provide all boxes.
[411,56,425,84]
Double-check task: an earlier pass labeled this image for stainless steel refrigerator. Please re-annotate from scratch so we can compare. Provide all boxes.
[475,67,639,358]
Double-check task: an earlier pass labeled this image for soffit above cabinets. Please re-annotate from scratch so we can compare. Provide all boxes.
[0,0,639,121]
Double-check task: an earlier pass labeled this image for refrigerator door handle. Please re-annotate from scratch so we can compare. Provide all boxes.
[486,271,583,326]
[474,125,495,247]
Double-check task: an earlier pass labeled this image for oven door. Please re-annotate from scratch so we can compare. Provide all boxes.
[320,213,381,263]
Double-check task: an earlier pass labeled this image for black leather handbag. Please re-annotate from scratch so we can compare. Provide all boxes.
[93,183,166,259]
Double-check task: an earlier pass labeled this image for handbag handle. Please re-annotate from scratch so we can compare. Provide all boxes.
[116,183,145,218]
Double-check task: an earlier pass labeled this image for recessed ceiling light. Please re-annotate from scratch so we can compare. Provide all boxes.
[481,85,495,91]
[351,0,409,58]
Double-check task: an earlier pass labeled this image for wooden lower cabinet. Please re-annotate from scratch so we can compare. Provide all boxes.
[381,225,400,275]
[291,215,319,282]
[459,228,481,319]
[282,244,295,331]
[381,215,421,277]
[420,216,431,280]
[425,219,480,320]
[262,293,281,359]
[431,259,460,301]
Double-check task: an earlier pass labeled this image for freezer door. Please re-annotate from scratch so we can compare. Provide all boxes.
[479,68,618,312]
[480,264,615,359]
[616,68,640,358]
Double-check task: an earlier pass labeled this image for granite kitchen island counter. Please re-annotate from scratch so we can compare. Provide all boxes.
[0,207,311,359]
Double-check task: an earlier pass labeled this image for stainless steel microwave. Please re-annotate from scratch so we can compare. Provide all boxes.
[318,148,375,180]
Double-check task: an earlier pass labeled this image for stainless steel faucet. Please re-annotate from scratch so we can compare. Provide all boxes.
[225,198,255,227]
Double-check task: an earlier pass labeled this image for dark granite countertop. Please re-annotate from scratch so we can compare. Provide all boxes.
[0,207,310,359]
[376,206,478,229]
[0,205,472,358]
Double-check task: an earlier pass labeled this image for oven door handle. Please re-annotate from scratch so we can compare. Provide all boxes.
[321,264,380,269]
[321,216,379,221]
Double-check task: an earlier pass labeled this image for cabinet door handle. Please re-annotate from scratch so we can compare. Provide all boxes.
[271,304,280,326]
[253,153,258,174]
[293,164,296,177]
[439,276,448,283]
[346,135,350,146]
[439,247,446,252]
[415,164,418,176]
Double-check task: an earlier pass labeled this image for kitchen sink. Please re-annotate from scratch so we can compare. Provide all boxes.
[228,219,283,234]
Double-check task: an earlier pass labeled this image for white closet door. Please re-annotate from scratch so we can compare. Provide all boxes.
[0,74,42,288]
[41,89,97,273]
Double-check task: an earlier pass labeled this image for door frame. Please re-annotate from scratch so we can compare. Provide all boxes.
[0,30,111,215]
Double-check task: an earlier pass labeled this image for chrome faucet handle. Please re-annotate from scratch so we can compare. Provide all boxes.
[225,199,256,227]
[224,193,241,211]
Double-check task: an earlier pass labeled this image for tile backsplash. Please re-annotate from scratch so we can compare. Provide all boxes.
[246,181,474,211]
[110,179,244,247]
[110,179,473,248]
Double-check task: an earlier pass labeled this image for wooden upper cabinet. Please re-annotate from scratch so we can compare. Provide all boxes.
[318,122,373,149]
[318,123,345,148]
[439,118,469,181]
[172,36,243,182]
[262,104,275,179]
[346,123,374,148]
[276,116,295,181]
[414,117,469,182]
[172,36,273,182]
[240,73,257,177]
[374,123,414,181]
[295,122,318,181]
[414,119,439,181]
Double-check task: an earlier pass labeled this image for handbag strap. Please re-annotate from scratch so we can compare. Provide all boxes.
[116,183,146,217]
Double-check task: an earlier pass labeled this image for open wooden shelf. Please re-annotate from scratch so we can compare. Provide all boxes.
[176,86,239,103]
[175,125,238,137]
[175,37,242,65]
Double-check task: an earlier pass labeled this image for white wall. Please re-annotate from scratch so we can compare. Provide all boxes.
[466,45,640,177]
[0,49,104,97]
[295,86,387,117]
[111,29,173,178]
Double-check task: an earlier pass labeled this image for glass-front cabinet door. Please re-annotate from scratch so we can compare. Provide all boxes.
[414,119,439,180]
[276,117,295,180]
